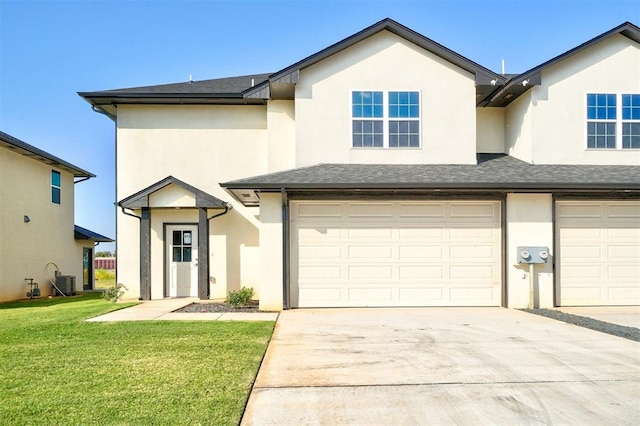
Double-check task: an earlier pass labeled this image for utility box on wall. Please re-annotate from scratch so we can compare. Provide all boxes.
[517,246,549,264]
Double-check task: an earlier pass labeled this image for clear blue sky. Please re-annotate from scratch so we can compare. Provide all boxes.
[1,0,638,253]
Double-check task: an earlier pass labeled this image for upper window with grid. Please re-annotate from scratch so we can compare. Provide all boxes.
[587,93,640,149]
[352,91,420,148]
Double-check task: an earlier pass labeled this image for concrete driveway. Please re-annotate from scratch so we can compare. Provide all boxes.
[242,308,640,425]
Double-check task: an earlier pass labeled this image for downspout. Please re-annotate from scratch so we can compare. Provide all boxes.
[206,203,232,299]
[208,203,231,221]
[282,188,290,310]
[120,205,141,221]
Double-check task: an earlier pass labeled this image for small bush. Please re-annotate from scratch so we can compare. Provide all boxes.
[226,287,254,308]
[103,283,125,303]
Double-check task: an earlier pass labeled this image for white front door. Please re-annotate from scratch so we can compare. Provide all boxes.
[167,225,198,297]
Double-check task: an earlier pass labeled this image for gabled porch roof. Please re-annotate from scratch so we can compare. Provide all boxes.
[119,175,229,209]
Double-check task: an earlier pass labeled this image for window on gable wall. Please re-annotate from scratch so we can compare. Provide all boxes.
[587,93,640,149]
[51,170,61,204]
[352,91,420,148]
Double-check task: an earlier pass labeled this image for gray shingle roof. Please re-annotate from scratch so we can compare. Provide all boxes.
[0,130,95,178]
[88,73,272,96]
[222,154,640,191]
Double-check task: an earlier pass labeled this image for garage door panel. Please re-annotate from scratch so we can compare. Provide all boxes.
[449,226,497,240]
[348,227,394,239]
[399,226,444,239]
[561,245,602,259]
[399,287,444,302]
[299,266,343,280]
[398,203,444,218]
[558,204,603,218]
[349,287,394,303]
[558,200,640,306]
[450,265,496,280]
[450,287,496,301]
[292,200,502,308]
[450,202,497,218]
[608,227,640,240]
[348,245,393,259]
[608,265,640,280]
[450,245,497,260]
[299,246,342,259]
[608,203,640,218]
[399,245,443,260]
[297,226,342,240]
[296,203,342,218]
[608,245,640,260]
[347,203,394,217]
[399,265,444,280]
[348,265,393,280]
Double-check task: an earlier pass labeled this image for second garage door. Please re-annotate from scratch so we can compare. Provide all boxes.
[290,200,502,308]
[557,200,640,306]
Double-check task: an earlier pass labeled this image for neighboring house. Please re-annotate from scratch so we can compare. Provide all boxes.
[0,131,112,302]
[80,19,639,310]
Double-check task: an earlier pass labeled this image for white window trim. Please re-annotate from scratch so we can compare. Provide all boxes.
[351,90,422,149]
[585,92,640,150]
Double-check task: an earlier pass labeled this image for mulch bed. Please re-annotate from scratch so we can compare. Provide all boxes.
[173,300,261,313]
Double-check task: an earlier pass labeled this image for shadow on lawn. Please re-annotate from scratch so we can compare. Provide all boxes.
[0,293,102,310]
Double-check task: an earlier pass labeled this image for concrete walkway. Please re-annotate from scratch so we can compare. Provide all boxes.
[242,308,640,425]
[86,298,278,322]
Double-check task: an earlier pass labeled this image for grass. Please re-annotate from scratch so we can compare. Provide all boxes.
[95,269,116,289]
[0,294,275,425]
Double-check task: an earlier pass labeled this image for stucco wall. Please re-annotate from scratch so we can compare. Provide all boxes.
[295,30,477,166]
[476,108,505,153]
[505,91,534,163]
[0,148,82,301]
[506,193,554,309]
[259,193,283,311]
[267,100,296,172]
[115,104,266,300]
[507,35,640,165]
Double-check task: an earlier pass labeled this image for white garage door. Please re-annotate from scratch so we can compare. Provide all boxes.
[290,200,502,308]
[557,200,640,306]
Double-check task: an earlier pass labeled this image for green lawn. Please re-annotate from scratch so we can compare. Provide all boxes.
[0,294,275,425]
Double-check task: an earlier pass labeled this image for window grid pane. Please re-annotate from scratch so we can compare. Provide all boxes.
[623,122,640,149]
[352,91,383,118]
[389,91,419,118]
[587,93,616,120]
[587,122,616,149]
[622,94,640,119]
[352,120,383,147]
[389,120,420,148]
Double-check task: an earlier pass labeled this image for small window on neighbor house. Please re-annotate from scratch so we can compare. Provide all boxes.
[51,170,61,204]
[622,94,640,149]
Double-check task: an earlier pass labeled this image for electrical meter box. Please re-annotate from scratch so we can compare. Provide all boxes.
[517,246,549,264]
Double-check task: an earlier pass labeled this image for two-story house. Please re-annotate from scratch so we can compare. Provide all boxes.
[0,131,113,302]
[80,19,639,310]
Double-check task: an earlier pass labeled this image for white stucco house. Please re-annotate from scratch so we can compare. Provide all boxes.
[80,19,639,310]
[0,131,113,302]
